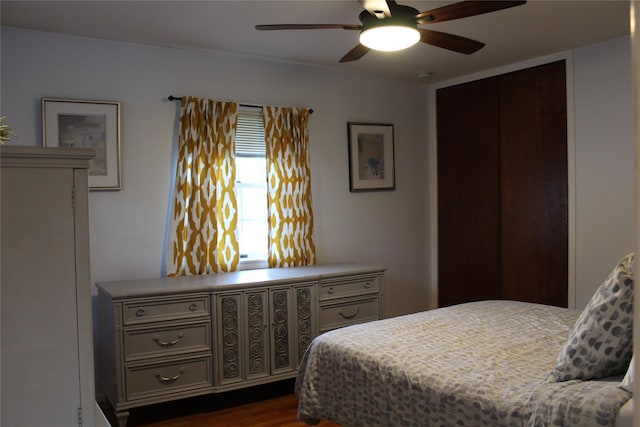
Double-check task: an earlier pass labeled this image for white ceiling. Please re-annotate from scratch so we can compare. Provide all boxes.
[0,0,631,84]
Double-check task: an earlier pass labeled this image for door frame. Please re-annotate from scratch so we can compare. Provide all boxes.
[427,50,576,309]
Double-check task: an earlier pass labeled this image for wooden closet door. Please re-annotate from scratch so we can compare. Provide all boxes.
[498,61,568,306]
[437,77,501,307]
[437,61,568,308]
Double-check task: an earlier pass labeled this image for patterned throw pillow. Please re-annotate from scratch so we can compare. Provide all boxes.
[549,252,634,382]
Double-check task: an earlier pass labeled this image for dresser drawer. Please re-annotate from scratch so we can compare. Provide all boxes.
[124,321,211,361]
[319,277,378,301]
[123,296,209,325]
[318,297,379,331]
[125,356,212,401]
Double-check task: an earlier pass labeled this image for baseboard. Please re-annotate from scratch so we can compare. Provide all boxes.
[95,401,111,427]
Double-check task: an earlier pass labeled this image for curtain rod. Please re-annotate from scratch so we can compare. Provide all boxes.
[168,95,313,114]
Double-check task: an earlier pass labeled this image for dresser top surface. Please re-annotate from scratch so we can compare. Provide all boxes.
[97,263,385,300]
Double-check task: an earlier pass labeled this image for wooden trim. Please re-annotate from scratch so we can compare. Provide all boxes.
[0,145,94,168]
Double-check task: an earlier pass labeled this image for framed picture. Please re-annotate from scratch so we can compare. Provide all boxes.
[42,98,122,190]
[347,122,395,192]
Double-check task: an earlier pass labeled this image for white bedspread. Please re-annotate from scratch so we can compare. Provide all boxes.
[295,300,631,427]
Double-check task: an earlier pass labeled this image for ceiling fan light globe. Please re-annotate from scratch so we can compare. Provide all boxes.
[359,26,420,52]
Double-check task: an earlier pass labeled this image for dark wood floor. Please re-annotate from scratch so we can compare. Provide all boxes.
[141,394,340,427]
[100,379,341,427]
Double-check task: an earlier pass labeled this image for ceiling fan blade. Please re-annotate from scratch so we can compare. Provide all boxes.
[339,44,371,63]
[255,24,361,31]
[419,29,485,54]
[416,1,526,25]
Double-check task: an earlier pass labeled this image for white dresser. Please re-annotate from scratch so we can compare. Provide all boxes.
[96,264,385,427]
[0,146,96,427]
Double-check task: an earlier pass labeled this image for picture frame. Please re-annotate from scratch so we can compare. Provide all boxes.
[347,122,395,192]
[42,98,122,191]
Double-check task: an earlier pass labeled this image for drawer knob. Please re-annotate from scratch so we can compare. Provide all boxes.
[189,303,198,312]
[327,287,335,295]
[365,282,372,289]
[338,307,360,320]
[154,367,185,385]
[135,308,145,317]
[153,332,184,348]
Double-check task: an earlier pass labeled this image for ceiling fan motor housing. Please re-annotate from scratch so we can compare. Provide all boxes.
[358,5,420,51]
[358,5,420,31]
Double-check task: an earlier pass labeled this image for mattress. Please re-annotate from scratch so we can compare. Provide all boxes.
[295,300,631,426]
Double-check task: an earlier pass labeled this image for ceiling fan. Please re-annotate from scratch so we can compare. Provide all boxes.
[255,0,526,63]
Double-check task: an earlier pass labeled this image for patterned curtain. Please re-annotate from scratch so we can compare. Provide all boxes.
[263,106,316,267]
[166,96,240,276]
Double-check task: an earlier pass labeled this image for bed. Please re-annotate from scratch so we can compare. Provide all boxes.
[296,254,635,427]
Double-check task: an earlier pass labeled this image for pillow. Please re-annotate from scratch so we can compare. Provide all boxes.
[549,252,634,382]
[620,355,634,393]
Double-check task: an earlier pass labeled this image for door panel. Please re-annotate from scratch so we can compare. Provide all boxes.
[436,60,568,308]
[437,77,501,307]
[269,288,295,375]
[1,167,81,426]
[244,290,269,380]
[498,61,568,306]
[216,293,243,385]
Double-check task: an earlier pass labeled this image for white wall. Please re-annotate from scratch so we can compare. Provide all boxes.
[573,36,635,308]
[2,28,634,315]
[1,27,431,317]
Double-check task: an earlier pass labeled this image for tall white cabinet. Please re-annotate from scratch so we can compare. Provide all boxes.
[1,146,96,427]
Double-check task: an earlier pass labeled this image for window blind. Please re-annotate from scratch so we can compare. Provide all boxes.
[236,106,265,157]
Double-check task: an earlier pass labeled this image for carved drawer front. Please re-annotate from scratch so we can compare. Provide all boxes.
[123,296,209,325]
[295,286,315,363]
[123,321,211,361]
[318,297,379,332]
[125,356,212,401]
[269,288,294,375]
[216,293,243,385]
[244,291,269,380]
[319,277,378,301]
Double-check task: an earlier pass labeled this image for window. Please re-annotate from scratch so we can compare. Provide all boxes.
[235,106,268,267]
[167,98,315,276]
